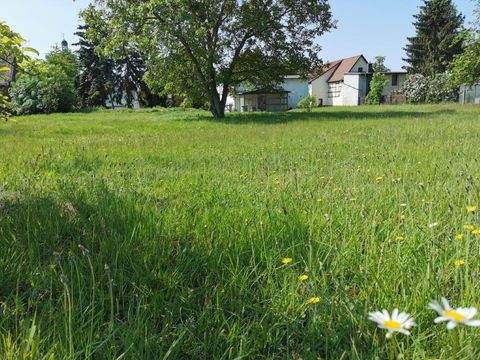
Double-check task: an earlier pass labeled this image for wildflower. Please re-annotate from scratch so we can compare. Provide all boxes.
[429,222,439,229]
[375,176,384,183]
[429,298,480,330]
[472,229,480,236]
[455,233,464,241]
[78,244,90,256]
[298,274,309,282]
[464,224,475,231]
[467,205,477,214]
[281,257,293,265]
[454,259,466,267]
[307,296,320,305]
[368,309,415,338]
[395,236,405,241]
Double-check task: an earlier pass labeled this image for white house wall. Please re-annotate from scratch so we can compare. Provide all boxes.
[281,78,309,108]
[343,75,361,106]
[382,74,407,97]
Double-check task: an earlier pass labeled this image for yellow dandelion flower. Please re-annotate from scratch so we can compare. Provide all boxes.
[375,176,384,183]
[281,257,293,265]
[298,274,309,282]
[455,233,464,240]
[454,260,466,267]
[464,224,475,231]
[467,205,477,214]
[472,229,480,236]
[395,236,405,241]
[307,296,320,305]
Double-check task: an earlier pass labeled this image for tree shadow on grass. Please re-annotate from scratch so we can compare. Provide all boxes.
[0,184,376,358]
[185,108,457,125]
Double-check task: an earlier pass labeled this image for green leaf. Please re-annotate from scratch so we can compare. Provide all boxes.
[22,47,39,55]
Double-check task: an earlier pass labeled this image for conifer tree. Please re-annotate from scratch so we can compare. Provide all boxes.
[404,0,464,75]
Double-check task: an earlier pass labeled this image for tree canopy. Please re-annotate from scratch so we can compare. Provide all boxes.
[0,21,38,120]
[403,0,464,76]
[450,1,480,86]
[89,0,335,117]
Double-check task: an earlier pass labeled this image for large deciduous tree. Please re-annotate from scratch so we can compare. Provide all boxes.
[90,0,334,118]
[403,0,464,76]
[450,1,480,86]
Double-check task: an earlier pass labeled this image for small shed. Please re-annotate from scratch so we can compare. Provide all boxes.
[459,84,480,104]
[234,89,289,112]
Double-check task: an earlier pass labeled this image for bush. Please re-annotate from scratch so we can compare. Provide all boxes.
[401,73,457,104]
[10,52,77,115]
[10,75,42,115]
[425,73,457,103]
[401,74,429,103]
[10,65,77,115]
[366,73,387,105]
[297,95,317,111]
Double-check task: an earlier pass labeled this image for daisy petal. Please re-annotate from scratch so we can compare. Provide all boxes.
[465,320,480,327]
[441,298,451,310]
[446,321,457,330]
[434,316,448,323]
[428,301,443,314]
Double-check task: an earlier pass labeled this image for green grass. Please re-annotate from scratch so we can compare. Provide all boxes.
[0,104,480,359]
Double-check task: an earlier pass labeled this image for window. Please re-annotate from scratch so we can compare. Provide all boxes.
[392,74,399,86]
[358,67,363,73]
[328,82,342,98]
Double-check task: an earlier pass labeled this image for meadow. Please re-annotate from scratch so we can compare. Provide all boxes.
[0,104,480,359]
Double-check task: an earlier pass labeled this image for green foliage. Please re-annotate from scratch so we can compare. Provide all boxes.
[10,49,78,115]
[77,7,165,109]
[404,0,464,75]
[297,95,317,111]
[366,73,387,105]
[9,73,42,115]
[450,33,480,87]
[90,0,334,117]
[2,105,480,358]
[401,73,457,103]
[0,21,38,120]
[372,56,390,73]
[366,57,388,105]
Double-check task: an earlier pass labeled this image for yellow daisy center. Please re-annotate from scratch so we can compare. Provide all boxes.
[443,310,466,322]
[383,320,402,330]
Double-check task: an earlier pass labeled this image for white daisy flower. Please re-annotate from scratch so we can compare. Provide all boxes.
[368,309,415,338]
[429,222,439,228]
[428,298,480,330]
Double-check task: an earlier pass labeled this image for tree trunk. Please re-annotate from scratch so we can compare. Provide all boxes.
[209,89,225,118]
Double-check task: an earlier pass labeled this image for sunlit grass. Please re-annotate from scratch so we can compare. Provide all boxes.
[0,104,479,358]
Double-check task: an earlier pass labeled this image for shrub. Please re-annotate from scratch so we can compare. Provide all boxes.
[10,65,77,115]
[426,73,457,103]
[297,95,317,111]
[401,74,429,103]
[366,73,387,105]
[10,75,42,115]
[401,73,458,104]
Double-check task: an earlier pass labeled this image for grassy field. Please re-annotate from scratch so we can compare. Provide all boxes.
[0,104,480,359]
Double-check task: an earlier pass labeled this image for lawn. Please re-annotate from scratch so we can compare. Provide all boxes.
[0,104,480,359]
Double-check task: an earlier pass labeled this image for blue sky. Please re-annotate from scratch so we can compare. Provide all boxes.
[2,0,476,70]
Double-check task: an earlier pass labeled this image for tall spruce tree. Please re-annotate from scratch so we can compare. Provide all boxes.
[74,24,116,108]
[404,0,464,75]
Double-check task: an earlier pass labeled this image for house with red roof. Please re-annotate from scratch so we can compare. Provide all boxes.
[309,55,407,106]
